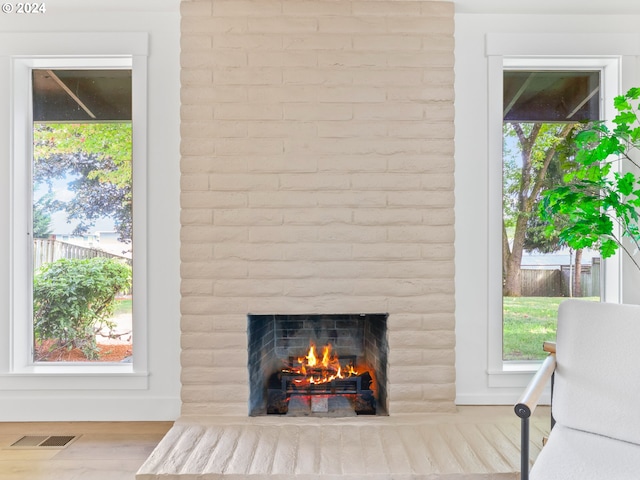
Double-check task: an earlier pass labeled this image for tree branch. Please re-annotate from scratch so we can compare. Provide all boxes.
[530,124,574,202]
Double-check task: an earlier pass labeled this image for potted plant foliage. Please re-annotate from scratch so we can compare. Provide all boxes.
[540,87,640,271]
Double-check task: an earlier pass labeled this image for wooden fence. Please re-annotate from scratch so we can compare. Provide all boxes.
[521,259,600,297]
[33,238,130,272]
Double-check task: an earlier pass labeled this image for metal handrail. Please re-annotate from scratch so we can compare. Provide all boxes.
[514,343,556,480]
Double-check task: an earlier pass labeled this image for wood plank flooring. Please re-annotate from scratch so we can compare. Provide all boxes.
[0,421,172,480]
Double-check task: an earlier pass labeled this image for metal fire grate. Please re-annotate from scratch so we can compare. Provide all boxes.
[10,435,77,449]
[281,374,362,395]
[267,362,376,415]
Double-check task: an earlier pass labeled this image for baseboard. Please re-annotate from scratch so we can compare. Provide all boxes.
[0,396,181,421]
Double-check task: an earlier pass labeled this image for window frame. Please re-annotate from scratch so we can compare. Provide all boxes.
[485,35,630,387]
[2,33,149,389]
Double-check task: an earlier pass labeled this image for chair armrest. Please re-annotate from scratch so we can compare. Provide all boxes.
[515,353,556,419]
[515,345,557,480]
[543,341,556,354]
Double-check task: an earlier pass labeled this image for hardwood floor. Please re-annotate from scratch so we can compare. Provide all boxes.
[0,421,172,480]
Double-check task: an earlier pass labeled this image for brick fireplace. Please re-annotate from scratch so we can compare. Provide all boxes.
[179,0,456,419]
[139,1,459,477]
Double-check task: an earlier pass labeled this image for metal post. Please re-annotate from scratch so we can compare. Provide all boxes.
[521,416,530,480]
[550,371,556,430]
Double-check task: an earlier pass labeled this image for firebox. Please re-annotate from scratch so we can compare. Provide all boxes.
[247,313,388,417]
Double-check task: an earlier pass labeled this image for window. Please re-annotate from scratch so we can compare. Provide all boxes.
[502,70,602,362]
[32,69,133,363]
[5,33,149,386]
[455,31,640,404]
[488,55,622,379]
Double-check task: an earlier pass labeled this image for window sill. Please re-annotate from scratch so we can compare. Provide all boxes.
[496,361,542,372]
[0,364,149,390]
[488,361,541,388]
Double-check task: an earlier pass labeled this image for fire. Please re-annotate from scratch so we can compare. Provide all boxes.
[304,344,318,367]
[288,342,359,386]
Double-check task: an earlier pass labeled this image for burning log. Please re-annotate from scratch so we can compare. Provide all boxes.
[265,342,377,415]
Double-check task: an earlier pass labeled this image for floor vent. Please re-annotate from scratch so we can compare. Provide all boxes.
[10,435,77,449]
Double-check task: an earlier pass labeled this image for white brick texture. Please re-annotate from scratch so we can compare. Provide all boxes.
[180,0,455,416]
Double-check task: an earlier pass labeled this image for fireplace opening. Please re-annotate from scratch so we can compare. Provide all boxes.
[247,314,388,417]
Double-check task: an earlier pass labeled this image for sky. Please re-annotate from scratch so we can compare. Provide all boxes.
[34,176,115,236]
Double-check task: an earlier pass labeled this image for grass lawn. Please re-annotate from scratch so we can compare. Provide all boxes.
[113,298,132,316]
[503,296,597,361]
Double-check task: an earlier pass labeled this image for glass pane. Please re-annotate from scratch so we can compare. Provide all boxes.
[32,69,132,122]
[31,69,133,363]
[504,70,600,122]
[502,71,601,361]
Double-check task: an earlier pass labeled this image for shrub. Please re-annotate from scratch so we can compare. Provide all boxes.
[33,256,132,360]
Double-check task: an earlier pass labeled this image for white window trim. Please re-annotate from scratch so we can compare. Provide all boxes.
[1,33,149,390]
[485,33,640,387]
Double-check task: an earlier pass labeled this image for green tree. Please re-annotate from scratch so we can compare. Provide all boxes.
[34,123,132,188]
[525,126,592,297]
[523,136,568,254]
[33,191,55,238]
[33,123,132,242]
[503,122,574,296]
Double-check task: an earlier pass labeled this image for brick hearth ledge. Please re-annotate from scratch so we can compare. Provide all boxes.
[137,406,550,479]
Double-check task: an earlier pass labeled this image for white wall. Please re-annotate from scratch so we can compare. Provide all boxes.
[455,13,640,404]
[5,1,640,418]
[0,3,181,420]
[453,0,640,15]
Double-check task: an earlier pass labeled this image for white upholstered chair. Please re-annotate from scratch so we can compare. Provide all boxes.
[516,299,640,480]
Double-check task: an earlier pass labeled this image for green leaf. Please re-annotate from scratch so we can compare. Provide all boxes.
[600,238,619,258]
[613,111,638,126]
[614,95,632,111]
[625,87,640,100]
[615,172,635,196]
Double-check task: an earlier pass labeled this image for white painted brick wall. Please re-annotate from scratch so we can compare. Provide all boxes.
[180,0,455,416]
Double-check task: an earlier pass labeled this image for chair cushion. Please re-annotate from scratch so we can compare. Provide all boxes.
[530,424,640,480]
[553,300,640,445]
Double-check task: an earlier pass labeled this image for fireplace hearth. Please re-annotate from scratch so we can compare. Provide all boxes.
[248,314,388,417]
